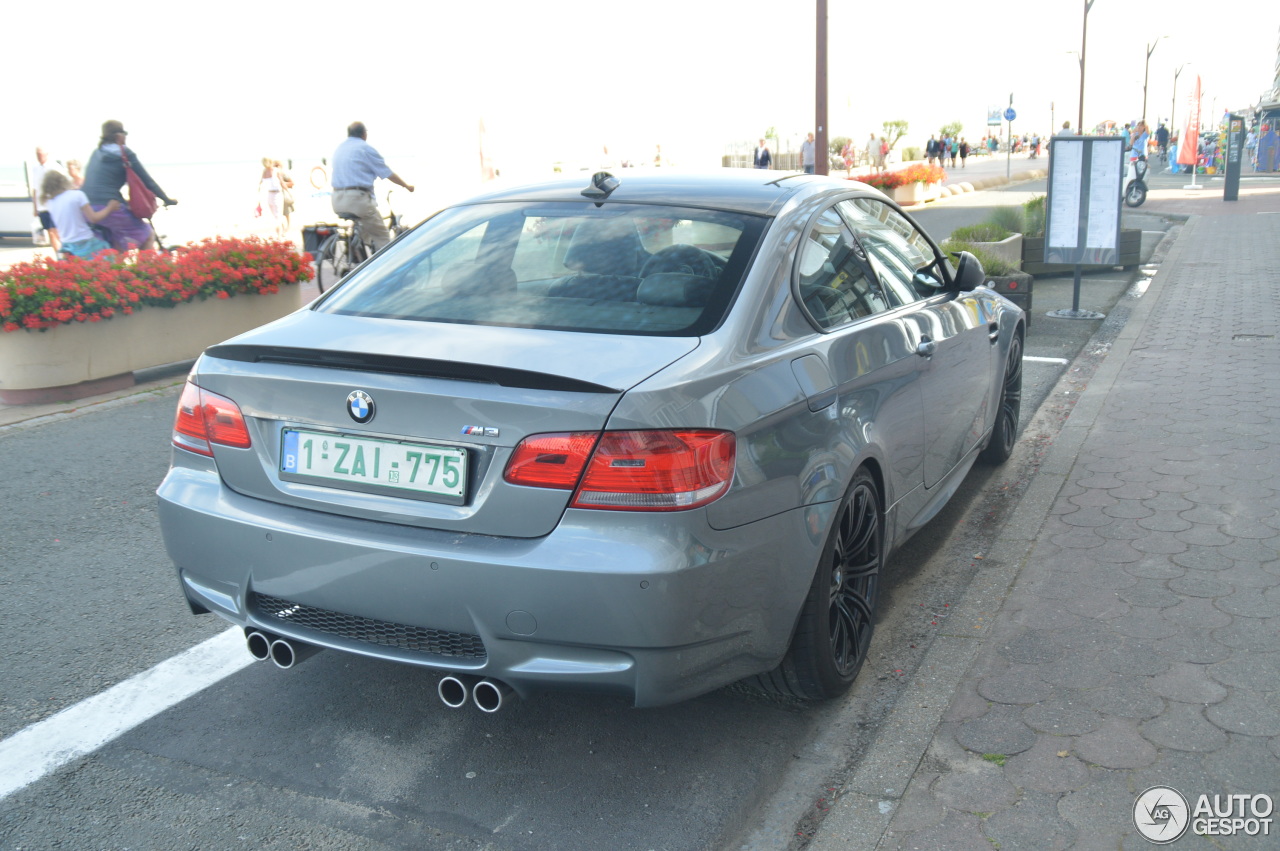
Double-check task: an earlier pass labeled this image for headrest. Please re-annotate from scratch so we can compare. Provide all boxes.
[637,273,713,307]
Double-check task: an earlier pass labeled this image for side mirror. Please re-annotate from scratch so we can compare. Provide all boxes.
[953,250,985,291]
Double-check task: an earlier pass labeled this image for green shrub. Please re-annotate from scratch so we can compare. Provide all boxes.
[986,205,1025,235]
[950,223,1012,243]
[940,239,1016,277]
[901,146,922,162]
[1022,195,1046,238]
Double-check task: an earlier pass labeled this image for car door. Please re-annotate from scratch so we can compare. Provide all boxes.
[792,206,926,513]
[838,198,995,489]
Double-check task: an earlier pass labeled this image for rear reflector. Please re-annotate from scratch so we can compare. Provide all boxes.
[172,381,252,456]
[505,429,735,511]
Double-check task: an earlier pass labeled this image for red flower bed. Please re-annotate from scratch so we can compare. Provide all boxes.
[853,163,947,190]
[0,237,313,333]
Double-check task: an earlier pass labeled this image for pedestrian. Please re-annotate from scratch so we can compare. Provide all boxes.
[841,139,855,175]
[1156,123,1170,162]
[29,147,62,253]
[988,135,998,154]
[39,169,119,259]
[959,138,970,168]
[66,159,84,189]
[948,137,958,167]
[865,133,879,172]
[82,119,176,252]
[258,157,285,238]
[926,135,938,165]
[877,136,889,172]
[330,121,415,252]
[800,132,816,174]
[1244,127,1257,170]
[752,138,772,169]
[276,160,295,230]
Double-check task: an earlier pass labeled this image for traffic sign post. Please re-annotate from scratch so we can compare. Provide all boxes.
[1005,98,1016,180]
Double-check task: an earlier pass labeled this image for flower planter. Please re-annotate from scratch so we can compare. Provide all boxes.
[971,233,1024,270]
[0,288,301,404]
[924,182,943,201]
[1022,228,1142,276]
[890,182,926,206]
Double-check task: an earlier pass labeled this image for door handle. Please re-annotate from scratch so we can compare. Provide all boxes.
[915,338,936,358]
[988,322,1000,343]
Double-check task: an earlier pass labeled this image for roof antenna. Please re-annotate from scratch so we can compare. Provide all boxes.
[581,171,620,203]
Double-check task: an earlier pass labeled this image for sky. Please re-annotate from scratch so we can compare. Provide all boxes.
[6,0,1275,181]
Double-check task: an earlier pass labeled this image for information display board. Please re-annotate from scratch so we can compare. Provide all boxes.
[1043,136,1125,266]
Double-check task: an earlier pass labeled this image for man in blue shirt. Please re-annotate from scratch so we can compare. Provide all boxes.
[330,122,415,251]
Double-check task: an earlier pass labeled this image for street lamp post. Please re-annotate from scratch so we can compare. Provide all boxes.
[1077,0,1095,135]
[1143,36,1167,122]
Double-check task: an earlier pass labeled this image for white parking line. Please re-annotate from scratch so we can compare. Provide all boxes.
[0,627,253,801]
[1024,356,1070,365]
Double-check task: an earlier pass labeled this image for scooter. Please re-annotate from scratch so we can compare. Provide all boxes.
[1124,155,1148,207]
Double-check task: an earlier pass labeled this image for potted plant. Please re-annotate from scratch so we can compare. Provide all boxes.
[941,239,1033,324]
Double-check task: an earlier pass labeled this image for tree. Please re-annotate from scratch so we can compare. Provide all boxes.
[940,121,964,139]
[882,120,909,150]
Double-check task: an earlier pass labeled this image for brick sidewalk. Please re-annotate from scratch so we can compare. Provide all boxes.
[811,194,1280,847]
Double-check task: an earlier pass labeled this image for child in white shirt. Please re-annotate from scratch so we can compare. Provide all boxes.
[40,170,119,258]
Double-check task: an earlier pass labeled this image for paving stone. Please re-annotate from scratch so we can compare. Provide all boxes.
[1062,588,1130,621]
[1069,564,1139,591]
[1221,518,1280,540]
[1103,501,1154,520]
[1216,564,1280,588]
[1205,692,1280,737]
[884,772,947,834]
[1089,540,1146,564]
[1136,512,1194,533]
[1160,628,1233,664]
[955,704,1038,755]
[1206,651,1280,692]
[1047,624,1120,654]
[976,668,1058,707]
[931,761,1019,812]
[1122,557,1186,581]
[1061,506,1116,528]
[1217,540,1279,563]
[1012,601,1085,631]
[1140,703,1229,753]
[942,678,992,723]
[1095,518,1148,541]
[1130,749,1221,824]
[892,811,992,851]
[1213,618,1279,652]
[1076,718,1158,768]
[997,630,1066,665]
[1058,768,1141,833]
[1109,607,1181,640]
[1213,590,1277,618]
[1101,639,1172,677]
[1204,733,1280,791]
[982,790,1077,850]
[1023,699,1104,737]
[1169,572,1234,598]
[1037,653,1117,690]
[1131,534,1190,556]
[1148,662,1229,705]
[1050,528,1107,550]
[1118,581,1182,608]
[1176,527,1235,548]
[1162,597,1234,630]
[1171,547,1235,572]
[1144,493,1196,513]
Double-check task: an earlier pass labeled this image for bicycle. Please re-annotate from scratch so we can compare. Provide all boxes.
[314,191,410,292]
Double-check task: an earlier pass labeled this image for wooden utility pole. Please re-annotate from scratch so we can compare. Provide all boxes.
[816,0,829,175]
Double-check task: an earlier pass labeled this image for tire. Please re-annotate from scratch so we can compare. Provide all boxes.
[752,468,883,700]
[980,331,1023,465]
[315,233,349,293]
[1124,181,1147,207]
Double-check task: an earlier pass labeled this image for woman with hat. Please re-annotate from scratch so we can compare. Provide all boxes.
[82,119,177,251]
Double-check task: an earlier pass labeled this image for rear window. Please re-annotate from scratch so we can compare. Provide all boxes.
[316,202,766,336]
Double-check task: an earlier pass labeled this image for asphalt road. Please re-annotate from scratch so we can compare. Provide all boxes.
[0,176,1179,850]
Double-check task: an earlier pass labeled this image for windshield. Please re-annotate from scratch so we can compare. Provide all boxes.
[316,201,766,336]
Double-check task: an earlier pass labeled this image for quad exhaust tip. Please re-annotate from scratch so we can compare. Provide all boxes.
[437,674,477,709]
[245,629,272,661]
[473,678,514,714]
[269,637,321,669]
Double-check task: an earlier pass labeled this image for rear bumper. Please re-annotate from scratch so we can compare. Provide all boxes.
[157,465,829,706]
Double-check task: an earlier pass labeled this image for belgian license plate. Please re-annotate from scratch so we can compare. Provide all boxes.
[280,429,467,500]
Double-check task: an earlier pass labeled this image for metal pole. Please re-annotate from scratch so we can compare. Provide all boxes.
[816,0,829,175]
[1078,0,1093,136]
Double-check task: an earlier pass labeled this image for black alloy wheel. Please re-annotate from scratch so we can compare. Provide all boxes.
[752,468,883,700]
[980,331,1023,465]
[1124,182,1148,208]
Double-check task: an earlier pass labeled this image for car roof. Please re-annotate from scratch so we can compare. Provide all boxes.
[453,169,863,218]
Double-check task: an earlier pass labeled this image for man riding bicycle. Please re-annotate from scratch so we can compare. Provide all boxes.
[330,122,415,251]
[1156,122,1170,163]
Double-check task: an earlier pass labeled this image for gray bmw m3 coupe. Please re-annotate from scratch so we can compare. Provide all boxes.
[158,169,1024,709]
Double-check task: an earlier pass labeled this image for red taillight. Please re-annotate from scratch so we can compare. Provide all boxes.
[172,381,252,456]
[504,429,735,511]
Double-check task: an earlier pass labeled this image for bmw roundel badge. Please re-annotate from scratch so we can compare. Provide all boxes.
[346,390,375,423]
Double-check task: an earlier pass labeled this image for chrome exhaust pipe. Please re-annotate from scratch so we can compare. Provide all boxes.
[268,637,321,669]
[437,674,478,709]
[472,678,515,714]
[245,629,273,661]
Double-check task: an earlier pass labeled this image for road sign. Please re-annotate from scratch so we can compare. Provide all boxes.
[1004,107,1017,122]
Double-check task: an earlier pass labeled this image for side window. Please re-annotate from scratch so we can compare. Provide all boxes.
[838,198,948,303]
[795,208,892,330]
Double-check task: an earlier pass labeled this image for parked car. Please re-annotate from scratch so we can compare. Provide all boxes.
[157,169,1024,710]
